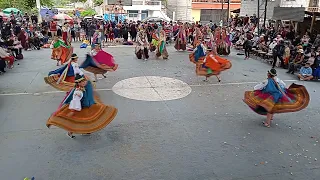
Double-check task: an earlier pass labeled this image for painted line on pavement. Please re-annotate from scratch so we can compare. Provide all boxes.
[189,80,297,87]
[0,80,297,96]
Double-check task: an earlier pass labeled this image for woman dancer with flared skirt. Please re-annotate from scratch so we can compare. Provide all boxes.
[45,53,89,91]
[243,69,310,127]
[47,74,118,138]
[80,44,118,82]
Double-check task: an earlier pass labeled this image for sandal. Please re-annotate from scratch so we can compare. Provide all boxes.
[262,122,270,128]
[67,132,75,139]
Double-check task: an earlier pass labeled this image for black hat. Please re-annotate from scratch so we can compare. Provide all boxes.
[71,53,78,60]
[268,68,277,76]
[75,74,85,83]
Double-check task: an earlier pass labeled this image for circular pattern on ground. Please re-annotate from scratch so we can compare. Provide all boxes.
[112,76,192,101]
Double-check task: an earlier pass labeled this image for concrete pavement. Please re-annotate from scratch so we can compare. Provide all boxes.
[0,44,319,180]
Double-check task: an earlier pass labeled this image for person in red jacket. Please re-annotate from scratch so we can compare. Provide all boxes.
[50,21,58,38]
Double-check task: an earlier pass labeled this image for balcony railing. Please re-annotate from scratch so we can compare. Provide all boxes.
[131,0,161,6]
[307,7,320,13]
[192,0,241,3]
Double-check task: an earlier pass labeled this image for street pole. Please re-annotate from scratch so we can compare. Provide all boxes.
[257,0,260,35]
[227,0,230,24]
[263,0,267,29]
[36,0,42,22]
[221,0,224,24]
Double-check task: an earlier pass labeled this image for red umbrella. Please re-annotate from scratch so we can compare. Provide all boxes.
[52,13,72,21]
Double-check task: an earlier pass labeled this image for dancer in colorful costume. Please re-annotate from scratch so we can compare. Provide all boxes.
[196,48,232,82]
[135,25,149,60]
[46,74,118,138]
[92,30,102,47]
[189,37,206,65]
[203,26,214,52]
[149,27,157,52]
[243,69,309,128]
[80,44,118,82]
[153,24,168,59]
[174,24,187,51]
[214,27,224,55]
[51,37,73,66]
[45,53,87,91]
[192,27,203,49]
[62,23,71,45]
[220,27,231,55]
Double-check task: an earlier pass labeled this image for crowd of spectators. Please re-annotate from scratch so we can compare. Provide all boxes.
[230,15,320,81]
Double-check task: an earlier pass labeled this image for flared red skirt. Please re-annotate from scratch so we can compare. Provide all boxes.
[243,84,309,115]
[44,75,92,92]
[46,96,118,134]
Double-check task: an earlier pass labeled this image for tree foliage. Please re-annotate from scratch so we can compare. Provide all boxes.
[94,0,104,6]
[70,0,87,3]
[0,0,28,12]
[0,0,53,13]
[80,8,96,17]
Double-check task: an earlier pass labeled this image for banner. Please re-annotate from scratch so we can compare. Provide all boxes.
[272,7,305,22]
[103,14,127,22]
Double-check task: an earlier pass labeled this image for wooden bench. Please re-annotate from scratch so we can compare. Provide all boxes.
[258,51,267,59]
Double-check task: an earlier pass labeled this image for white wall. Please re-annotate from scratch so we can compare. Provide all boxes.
[167,0,192,21]
[240,0,280,18]
[240,0,312,19]
[280,0,309,7]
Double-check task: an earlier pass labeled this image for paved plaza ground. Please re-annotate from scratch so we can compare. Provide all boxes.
[0,44,320,180]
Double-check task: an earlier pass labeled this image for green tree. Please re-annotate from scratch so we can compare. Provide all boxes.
[80,8,96,17]
[70,0,87,3]
[0,0,28,11]
[0,0,53,12]
[94,0,103,6]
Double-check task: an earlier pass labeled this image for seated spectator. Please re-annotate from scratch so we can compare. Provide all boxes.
[0,46,14,69]
[298,63,313,81]
[287,49,304,74]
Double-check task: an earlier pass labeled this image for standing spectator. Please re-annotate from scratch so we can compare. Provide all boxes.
[88,22,96,44]
[243,15,249,25]
[313,49,320,79]
[243,37,252,59]
[313,34,320,49]
[50,21,57,38]
[31,14,37,24]
[74,22,81,41]
[286,28,295,42]
[130,23,137,41]
[0,13,3,29]
[272,40,285,68]
[23,13,30,23]
[57,26,62,37]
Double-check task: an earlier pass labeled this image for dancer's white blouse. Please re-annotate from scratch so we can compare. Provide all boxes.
[254,77,286,91]
[69,89,83,111]
[71,62,84,76]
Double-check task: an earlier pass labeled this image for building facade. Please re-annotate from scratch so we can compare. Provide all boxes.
[166,0,192,21]
[123,0,168,21]
[191,0,241,23]
[99,0,170,21]
[240,0,309,19]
